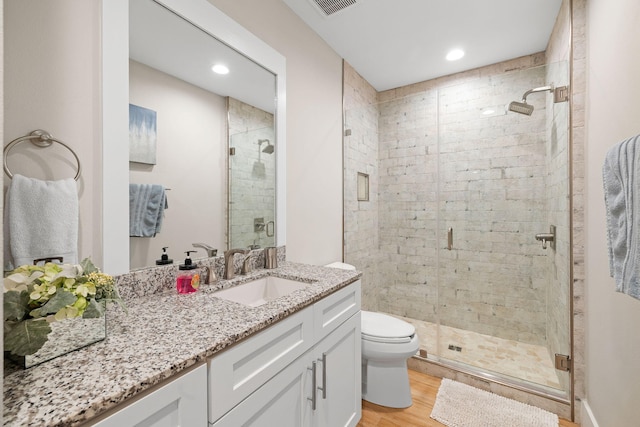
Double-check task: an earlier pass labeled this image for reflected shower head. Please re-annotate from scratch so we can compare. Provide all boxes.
[508,85,554,116]
[260,139,274,154]
[508,100,534,116]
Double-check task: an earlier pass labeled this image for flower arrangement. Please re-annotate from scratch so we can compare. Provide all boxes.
[3,258,125,357]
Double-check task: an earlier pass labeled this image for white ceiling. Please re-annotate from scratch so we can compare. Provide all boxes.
[130,0,276,113]
[282,0,562,92]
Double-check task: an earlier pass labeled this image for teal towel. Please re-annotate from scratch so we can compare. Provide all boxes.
[129,184,167,237]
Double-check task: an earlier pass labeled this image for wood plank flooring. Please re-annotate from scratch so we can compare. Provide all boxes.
[357,369,579,427]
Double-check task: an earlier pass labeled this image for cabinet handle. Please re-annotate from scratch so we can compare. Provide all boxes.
[307,361,317,410]
[447,227,453,250]
[317,353,327,399]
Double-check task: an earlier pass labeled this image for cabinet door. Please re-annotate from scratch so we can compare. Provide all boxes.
[314,312,361,427]
[208,307,314,422]
[93,364,207,427]
[212,353,314,427]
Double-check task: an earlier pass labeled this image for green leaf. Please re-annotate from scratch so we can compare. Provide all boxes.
[82,298,105,318]
[4,318,52,356]
[4,290,29,321]
[80,258,99,275]
[29,289,77,318]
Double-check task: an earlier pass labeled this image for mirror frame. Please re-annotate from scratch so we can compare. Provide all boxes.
[102,0,286,274]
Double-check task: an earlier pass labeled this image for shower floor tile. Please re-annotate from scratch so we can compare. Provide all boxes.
[389,313,562,390]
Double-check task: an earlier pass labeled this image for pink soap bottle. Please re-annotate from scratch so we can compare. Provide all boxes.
[177,251,200,294]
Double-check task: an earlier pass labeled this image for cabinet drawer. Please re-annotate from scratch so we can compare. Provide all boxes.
[314,280,361,342]
[208,306,314,422]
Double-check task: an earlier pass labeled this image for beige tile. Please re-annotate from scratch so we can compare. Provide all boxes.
[389,313,562,390]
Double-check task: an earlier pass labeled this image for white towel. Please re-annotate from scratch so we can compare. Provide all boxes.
[603,134,640,299]
[129,184,167,237]
[4,174,79,269]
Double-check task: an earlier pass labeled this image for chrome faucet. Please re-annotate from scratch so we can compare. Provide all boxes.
[199,265,216,284]
[224,248,249,280]
[192,243,217,257]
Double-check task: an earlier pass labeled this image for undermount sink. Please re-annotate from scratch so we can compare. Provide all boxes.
[213,276,313,307]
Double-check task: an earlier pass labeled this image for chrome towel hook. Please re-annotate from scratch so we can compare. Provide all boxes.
[3,130,81,181]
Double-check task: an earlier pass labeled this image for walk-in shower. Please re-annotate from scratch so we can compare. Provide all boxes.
[344,60,571,402]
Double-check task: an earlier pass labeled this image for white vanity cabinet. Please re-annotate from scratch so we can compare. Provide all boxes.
[92,364,208,427]
[312,313,361,427]
[209,280,362,427]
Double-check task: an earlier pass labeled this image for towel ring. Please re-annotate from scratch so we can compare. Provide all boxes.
[3,130,81,181]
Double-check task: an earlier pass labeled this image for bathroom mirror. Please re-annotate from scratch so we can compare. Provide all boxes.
[128,0,276,269]
[102,0,286,274]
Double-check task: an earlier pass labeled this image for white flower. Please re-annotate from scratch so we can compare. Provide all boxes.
[4,270,43,292]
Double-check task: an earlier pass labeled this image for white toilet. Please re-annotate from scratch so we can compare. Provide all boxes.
[325,262,420,408]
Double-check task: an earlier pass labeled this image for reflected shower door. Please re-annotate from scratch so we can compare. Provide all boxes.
[228,127,276,249]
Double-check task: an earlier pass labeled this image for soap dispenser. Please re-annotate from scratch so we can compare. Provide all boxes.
[156,247,173,265]
[176,251,200,294]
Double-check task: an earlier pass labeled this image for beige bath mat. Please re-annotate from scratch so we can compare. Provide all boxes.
[430,378,559,427]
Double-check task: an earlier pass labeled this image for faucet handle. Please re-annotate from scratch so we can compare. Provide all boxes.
[200,265,216,284]
[242,254,253,275]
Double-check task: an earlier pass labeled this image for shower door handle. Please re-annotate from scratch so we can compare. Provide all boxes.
[447,227,453,250]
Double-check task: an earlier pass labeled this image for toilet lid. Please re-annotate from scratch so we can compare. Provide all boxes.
[361,311,416,343]
[325,262,356,270]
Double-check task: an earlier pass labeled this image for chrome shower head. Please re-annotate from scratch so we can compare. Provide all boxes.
[508,85,554,116]
[260,139,274,154]
[508,100,534,116]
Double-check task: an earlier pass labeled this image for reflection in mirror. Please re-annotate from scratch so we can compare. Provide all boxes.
[228,98,276,249]
[128,0,277,270]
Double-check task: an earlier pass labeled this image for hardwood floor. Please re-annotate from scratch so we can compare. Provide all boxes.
[357,369,579,427]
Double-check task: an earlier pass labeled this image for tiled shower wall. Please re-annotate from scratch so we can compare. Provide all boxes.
[376,90,440,322]
[228,98,275,249]
[343,65,381,311]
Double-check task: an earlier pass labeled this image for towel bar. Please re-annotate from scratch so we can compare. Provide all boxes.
[3,130,81,181]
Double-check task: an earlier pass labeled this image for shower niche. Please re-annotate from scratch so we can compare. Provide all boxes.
[343,58,571,402]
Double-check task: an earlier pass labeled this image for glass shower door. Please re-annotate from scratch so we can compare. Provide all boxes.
[436,62,571,396]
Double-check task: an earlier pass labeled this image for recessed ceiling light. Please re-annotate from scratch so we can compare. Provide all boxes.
[446,49,465,61]
[212,64,229,75]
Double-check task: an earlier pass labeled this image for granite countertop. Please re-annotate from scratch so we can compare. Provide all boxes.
[3,262,361,427]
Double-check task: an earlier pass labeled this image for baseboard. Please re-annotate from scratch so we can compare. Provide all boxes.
[580,400,599,427]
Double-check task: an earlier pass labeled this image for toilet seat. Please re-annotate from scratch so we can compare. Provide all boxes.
[361,311,415,344]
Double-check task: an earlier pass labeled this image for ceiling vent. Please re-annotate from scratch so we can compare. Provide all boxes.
[310,0,357,17]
